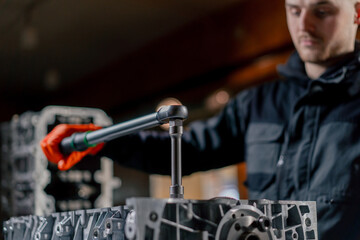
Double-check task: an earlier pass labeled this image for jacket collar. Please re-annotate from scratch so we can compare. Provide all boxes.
[277,42,360,89]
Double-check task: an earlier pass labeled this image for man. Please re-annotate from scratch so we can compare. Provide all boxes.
[41,0,360,238]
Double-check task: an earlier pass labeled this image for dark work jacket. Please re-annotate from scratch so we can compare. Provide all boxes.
[102,47,360,240]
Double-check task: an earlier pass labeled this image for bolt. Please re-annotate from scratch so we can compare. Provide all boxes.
[150,212,158,222]
[305,217,311,227]
[235,223,241,231]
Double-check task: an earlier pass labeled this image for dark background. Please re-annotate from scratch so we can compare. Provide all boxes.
[0,0,293,123]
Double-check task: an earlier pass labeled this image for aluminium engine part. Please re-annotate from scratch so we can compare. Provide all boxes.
[3,197,317,240]
[3,206,128,240]
[0,106,121,222]
[215,204,272,240]
[124,198,317,240]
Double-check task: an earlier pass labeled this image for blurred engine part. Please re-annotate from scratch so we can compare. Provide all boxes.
[3,197,317,240]
[0,106,122,221]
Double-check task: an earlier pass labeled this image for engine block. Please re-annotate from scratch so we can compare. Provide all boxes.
[3,197,317,240]
[0,106,119,220]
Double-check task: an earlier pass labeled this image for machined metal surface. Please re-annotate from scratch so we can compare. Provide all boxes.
[3,197,318,240]
[169,119,184,199]
[3,206,128,240]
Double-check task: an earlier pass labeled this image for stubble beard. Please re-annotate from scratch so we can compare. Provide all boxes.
[298,40,353,66]
[298,48,328,64]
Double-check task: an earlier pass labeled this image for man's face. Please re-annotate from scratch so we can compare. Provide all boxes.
[286,0,359,64]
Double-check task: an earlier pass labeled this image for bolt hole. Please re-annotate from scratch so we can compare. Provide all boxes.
[106,222,111,229]
[246,236,260,240]
[264,219,270,228]
[149,212,158,222]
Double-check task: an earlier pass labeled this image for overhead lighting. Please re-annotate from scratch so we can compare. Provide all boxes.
[206,89,230,111]
[156,97,182,111]
[44,68,60,91]
[20,25,38,51]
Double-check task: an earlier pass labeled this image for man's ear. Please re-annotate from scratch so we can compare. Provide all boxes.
[355,2,360,25]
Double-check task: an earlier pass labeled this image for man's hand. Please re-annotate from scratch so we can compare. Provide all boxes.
[40,124,104,171]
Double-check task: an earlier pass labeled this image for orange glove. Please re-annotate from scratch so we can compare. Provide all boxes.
[40,124,104,171]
